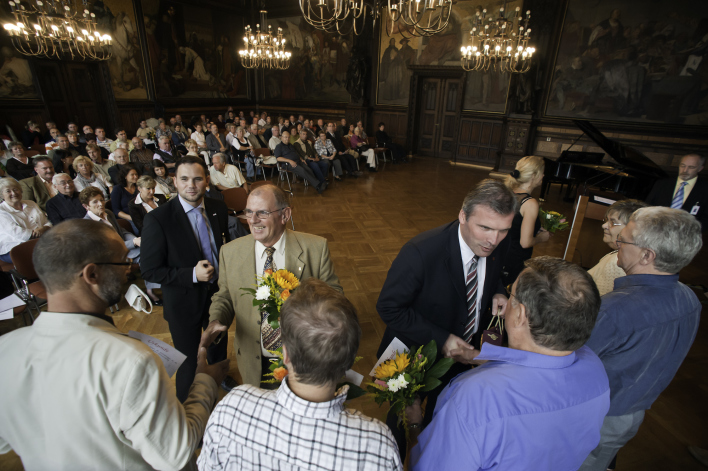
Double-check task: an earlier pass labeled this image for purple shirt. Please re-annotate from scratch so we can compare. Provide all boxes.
[411,344,610,471]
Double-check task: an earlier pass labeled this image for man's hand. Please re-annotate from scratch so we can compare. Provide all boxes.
[195,347,230,386]
[449,345,484,365]
[492,293,509,317]
[201,320,228,349]
[405,396,423,425]
[442,333,471,358]
[287,158,297,168]
[31,226,50,238]
[195,260,215,282]
[133,237,141,247]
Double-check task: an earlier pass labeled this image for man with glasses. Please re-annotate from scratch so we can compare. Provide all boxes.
[141,156,235,402]
[579,207,703,471]
[200,184,341,388]
[45,173,86,224]
[0,219,229,470]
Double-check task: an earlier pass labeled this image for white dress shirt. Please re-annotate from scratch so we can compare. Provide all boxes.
[0,200,51,254]
[458,226,486,336]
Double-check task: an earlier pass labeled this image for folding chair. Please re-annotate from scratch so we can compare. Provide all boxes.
[9,239,46,322]
[368,136,391,164]
[254,148,277,180]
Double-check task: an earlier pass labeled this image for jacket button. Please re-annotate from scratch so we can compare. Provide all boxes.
[256,320,261,325]
[256,355,260,360]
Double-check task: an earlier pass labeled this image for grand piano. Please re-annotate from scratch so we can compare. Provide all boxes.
[540,120,668,201]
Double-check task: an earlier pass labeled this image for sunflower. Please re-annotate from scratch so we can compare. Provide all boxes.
[374,352,410,379]
[273,270,300,291]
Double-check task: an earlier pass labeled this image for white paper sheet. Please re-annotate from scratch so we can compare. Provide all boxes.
[0,293,25,312]
[344,369,364,386]
[0,308,14,321]
[593,196,616,205]
[369,337,409,376]
[128,331,187,378]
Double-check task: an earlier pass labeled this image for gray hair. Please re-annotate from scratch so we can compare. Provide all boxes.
[211,153,226,164]
[33,219,119,293]
[0,178,21,193]
[629,207,703,273]
[605,199,648,225]
[158,135,171,142]
[516,256,600,351]
[250,183,289,210]
[52,173,71,185]
[462,178,518,218]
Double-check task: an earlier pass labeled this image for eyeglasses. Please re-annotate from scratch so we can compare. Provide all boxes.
[241,208,286,219]
[94,257,133,266]
[615,235,639,249]
[505,283,516,299]
[602,217,624,227]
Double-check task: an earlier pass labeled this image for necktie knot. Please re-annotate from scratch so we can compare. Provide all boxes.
[265,247,275,257]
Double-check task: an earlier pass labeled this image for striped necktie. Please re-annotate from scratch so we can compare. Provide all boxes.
[463,256,478,344]
[671,182,687,209]
[261,247,281,351]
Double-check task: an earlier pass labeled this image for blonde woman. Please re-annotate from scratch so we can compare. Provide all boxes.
[501,156,550,285]
[185,139,201,158]
[73,155,112,199]
[0,178,51,263]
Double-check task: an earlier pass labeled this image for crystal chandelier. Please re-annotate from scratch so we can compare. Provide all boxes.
[385,0,452,37]
[461,3,535,74]
[239,10,291,70]
[3,0,112,61]
[299,0,379,36]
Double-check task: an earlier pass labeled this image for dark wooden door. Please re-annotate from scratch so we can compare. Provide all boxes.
[416,77,461,159]
[33,60,112,131]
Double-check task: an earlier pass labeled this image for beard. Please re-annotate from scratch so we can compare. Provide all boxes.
[98,270,124,306]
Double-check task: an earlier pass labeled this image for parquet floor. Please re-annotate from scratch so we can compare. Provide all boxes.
[1,157,707,470]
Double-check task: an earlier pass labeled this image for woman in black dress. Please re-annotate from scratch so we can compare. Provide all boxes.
[502,156,550,286]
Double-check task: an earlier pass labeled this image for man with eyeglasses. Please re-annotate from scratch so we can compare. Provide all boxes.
[0,218,229,471]
[200,183,341,388]
[141,156,235,402]
[579,207,703,471]
[45,173,86,224]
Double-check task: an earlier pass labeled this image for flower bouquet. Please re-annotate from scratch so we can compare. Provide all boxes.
[367,340,454,434]
[539,208,569,233]
[146,129,156,142]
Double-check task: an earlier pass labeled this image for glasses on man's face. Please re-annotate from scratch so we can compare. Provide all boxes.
[241,208,286,220]
[505,283,516,299]
[94,257,132,266]
[602,217,624,227]
[615,235,639,249]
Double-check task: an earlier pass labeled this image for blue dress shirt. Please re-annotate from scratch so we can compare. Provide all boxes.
[586,274,701,416]
[411,344,610,471]
[178,196,218,283]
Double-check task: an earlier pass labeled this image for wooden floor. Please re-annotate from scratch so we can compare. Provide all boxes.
[1,157,707,470]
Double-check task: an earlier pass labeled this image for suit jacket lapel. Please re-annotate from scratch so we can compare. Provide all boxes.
[283,229,305,279]
[171,197,200,254]
[446,221,466,302]
[204,198,224,249]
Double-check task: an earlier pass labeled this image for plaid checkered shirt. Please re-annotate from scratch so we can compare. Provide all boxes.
[197,379,402,471]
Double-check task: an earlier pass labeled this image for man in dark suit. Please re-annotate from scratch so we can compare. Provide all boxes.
[141,156,234,402]
[376,178,517,457]
[646,154,707,230]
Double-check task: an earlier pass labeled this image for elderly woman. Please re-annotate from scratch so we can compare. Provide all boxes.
[73,155,112,199]
[151,160,177,199]
[588,199,648,296]
[0,178,52,263]
[128,175,167,233]
[232,126,259,179]
[80,186,162,305]
[351,127,377,172]
[110,164,140,233]
[6,141,35,180]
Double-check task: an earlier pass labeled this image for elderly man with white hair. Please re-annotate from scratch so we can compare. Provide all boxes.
[579,207,703,471]
[45,173,86,225]
[0,178,51,263]
[209,153,248,192]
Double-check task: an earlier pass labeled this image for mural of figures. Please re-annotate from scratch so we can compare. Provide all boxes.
[261,16,352,103]
[140,0,247,99]
[99,0,148,100]
[377,0,521,109]
[546,0,708,125]
[0,44,38,99]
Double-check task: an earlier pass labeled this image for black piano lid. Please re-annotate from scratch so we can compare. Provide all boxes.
[573,120,668,180]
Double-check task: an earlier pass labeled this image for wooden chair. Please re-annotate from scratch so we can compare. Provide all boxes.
[368,136,390,163]
[222,187,248,215]
[9,239,46,322]
[25,150,40,158]
[116,218,135,235]
[341,136,360,170]
[254,147,276,180]
[250,180,271,191]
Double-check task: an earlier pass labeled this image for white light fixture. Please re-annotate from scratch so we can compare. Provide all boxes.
[238,10,291,70]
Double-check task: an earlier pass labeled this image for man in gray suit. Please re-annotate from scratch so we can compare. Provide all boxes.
[19,157,56,212]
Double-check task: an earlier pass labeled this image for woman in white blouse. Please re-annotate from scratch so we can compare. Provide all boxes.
[73,155,112,199]
[0,178,52,263]
[190,122,211,164]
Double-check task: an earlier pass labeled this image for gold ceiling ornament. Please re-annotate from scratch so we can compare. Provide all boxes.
[299,0,379,36]
[3,0,112,60]
[385,0,453,38]
[461,2,535,74]
[238,10,291,70]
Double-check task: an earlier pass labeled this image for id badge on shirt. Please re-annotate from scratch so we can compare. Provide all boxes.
[691,203,700,216]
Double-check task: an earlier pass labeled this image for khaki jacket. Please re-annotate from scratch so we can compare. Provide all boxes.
[209,229,342,386]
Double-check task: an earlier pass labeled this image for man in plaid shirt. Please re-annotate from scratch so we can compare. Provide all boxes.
[198,279,402,471]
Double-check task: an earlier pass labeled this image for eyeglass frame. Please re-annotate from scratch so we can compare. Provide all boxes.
[240,207,287,220]
[79,258,132,276]
[505,283,516,300]
[615,235,640,249]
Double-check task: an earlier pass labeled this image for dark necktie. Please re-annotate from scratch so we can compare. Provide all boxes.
[261,247,281,351]
[463,256,478,344]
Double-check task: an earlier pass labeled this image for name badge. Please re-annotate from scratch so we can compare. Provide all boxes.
[691,204,700,216]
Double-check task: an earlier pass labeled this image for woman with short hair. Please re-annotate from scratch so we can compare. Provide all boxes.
[73,155,112,198]
[110,164,140,233]
[151,160,177,199]
[0,178,51,263]
[351,127,377,172]
[129,175,167,234]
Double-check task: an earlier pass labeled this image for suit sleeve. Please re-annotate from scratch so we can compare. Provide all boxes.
[376,243,451,349]
[318,239,342,293]
[209,246,236,328]
[140,212,195,288]
[120,349,217,471]
[19,179,34,203]
[45,199,62,225]
[645,180,665,206]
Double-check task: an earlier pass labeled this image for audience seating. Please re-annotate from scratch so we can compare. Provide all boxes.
[116,219,135,236]
[254,148,276,180]
[369,136,390,163]
[222,187,248,215]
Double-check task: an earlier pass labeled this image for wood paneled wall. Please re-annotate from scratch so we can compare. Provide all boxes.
[455,117,504,167]
[372,110,408,146]
[0,103,48,142]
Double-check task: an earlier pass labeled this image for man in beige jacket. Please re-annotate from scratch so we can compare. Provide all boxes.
[202,184,341,387]
[0,219,229,471]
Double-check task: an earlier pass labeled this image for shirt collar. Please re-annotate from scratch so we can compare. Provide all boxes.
[87,210,111,225]
[276,377,347,419]
[135,193,144,204]
[255,231,286,258]
[458,225,478,268]
[613,273,679,290]
[475,343,577,369]
[178,195,204,214]
[679,176,697,186]
[1,200,28,213]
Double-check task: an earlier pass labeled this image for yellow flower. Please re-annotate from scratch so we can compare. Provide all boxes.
[273,270,299,291]
[374,352,410,379]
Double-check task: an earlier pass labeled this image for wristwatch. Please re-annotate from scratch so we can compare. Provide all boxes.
[408,422,422,430]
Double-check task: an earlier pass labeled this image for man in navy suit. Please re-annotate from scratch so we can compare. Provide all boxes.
[646,154,707,230]
[377,178,517,456]
[141,156,233,402]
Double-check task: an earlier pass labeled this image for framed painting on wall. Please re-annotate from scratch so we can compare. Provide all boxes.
[0,36,40,100]
[545,0,708,126]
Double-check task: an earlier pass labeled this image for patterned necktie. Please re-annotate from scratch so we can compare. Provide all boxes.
[671,182,687,209]
[193,206,215,280]
[261,247,281,351]
[463,256,478,344]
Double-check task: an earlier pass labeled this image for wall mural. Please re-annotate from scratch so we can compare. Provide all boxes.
[140,0,247,99]
[546,0,708,125]
[376,0,521,112]
[261,16,352,103]
[0,38,39,99]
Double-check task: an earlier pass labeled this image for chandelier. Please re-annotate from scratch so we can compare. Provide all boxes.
[461,3,535,74]
[386,0,452,37]
[3,0,112,60]
[239,10,291,70]
[299,0,379,35]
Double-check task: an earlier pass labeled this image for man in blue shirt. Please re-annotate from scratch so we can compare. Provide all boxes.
[579,207,703,471]
[408,256,610,471]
